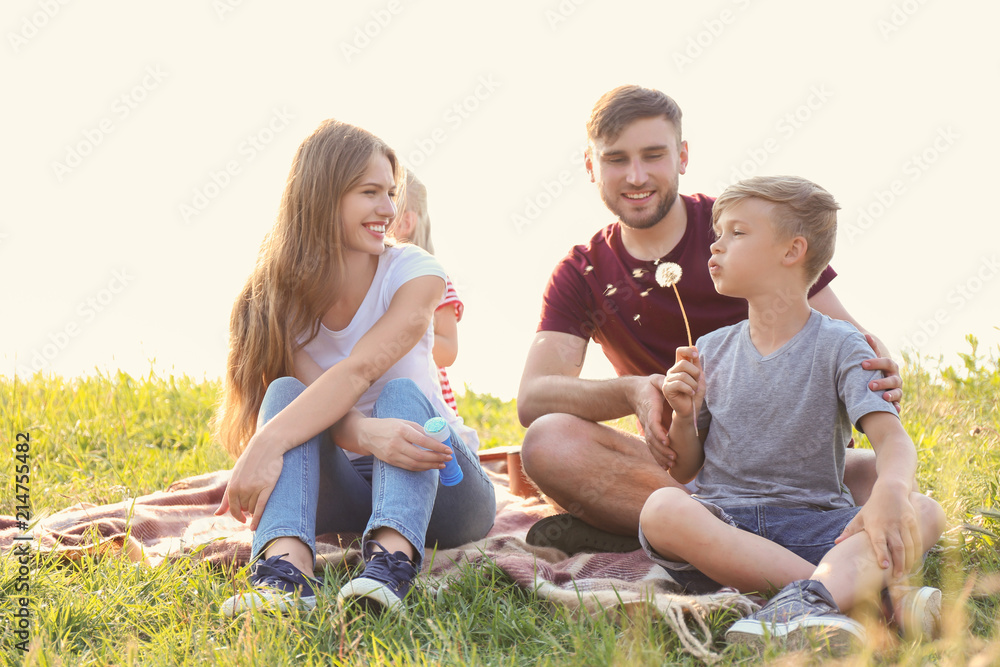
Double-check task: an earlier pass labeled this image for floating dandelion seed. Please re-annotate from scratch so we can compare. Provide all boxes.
[584,265,594,274]
[604,284,617,296]
[640,289,652,297]
[633,314,641,324]
[632,268,646,279]
[655,262,692,348]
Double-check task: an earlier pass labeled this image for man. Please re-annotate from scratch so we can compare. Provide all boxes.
[517,85,901,554]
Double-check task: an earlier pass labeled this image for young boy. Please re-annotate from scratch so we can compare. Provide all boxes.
[637,176,946,654]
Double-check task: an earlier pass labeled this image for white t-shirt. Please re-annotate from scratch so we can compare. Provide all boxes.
[300,244,480,455]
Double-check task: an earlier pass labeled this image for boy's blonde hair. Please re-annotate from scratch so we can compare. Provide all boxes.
[394,170,434,254]
[713,176,840,287]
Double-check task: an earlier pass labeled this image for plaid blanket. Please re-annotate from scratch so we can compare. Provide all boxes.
[1,466,755,660]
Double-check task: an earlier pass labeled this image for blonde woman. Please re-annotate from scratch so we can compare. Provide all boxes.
[389,171,478,449]
[215,120,496,616]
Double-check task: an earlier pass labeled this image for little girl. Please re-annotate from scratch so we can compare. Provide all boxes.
[389,170,478,450]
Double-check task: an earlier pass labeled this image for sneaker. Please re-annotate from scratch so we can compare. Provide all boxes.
[336,540,418,614]
[525,514,641,555]
[887,585,942,641]
[221,553,319,617]
[726,579,866,656]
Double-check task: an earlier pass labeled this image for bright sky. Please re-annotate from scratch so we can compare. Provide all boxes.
[3,1,998,400]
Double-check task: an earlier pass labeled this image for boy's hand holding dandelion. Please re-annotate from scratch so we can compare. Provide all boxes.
[657,346,706,482]
[661,346,705,422]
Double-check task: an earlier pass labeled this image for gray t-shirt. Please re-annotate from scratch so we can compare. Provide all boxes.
[693,309,899,510]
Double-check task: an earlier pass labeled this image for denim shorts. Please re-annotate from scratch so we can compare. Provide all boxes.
[638,499,861,594]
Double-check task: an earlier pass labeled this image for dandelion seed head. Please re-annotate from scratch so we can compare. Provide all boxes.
[655,262,683,288]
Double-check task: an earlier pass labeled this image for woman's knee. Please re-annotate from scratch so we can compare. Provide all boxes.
[259,376,307,423]
[380,378,422,400]
[373,378,430,417]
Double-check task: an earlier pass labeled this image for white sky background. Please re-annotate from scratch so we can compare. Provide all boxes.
[3,0,999,400]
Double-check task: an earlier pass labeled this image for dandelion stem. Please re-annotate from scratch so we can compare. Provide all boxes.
[673,284,693,348]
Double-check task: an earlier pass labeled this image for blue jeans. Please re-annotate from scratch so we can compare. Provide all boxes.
[250,377,496,567]
[639,500,862,594]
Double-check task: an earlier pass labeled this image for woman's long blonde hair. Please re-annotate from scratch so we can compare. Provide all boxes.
[215,119,403,457]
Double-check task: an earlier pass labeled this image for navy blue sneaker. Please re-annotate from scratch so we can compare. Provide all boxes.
[221,553,319,617]
[336,540,418,614]
[726,579,865,656]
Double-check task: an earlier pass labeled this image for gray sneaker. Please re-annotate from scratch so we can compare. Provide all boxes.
[726,579,866,656]
[888,585,942,641]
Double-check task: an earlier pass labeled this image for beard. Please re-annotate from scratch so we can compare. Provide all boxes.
[601,178,680,230]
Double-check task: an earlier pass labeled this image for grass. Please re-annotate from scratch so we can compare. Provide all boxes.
[1,337,999,665]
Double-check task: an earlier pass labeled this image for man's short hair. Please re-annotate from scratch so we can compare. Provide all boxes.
[713,176,840,287]
[587,85,683,145]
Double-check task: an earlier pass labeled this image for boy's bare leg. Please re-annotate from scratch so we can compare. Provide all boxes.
[640,488,816,591]
[843,448,877,505]
[521,412,684,535]
[524,417,900,537]
[812,492,946,613]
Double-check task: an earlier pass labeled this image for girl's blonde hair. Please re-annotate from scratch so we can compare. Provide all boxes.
[392,170,434,254]
[214,119,403,457]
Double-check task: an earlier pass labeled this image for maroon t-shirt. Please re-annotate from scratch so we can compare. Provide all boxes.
[537,193,837,377]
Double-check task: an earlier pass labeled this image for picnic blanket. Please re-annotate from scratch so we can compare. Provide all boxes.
[1,465,756,661]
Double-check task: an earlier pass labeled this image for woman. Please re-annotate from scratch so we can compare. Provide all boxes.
[214,119,496,617]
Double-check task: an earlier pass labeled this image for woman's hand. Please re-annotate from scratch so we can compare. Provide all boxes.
[215,433,285,531]
[357,417,453,471]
